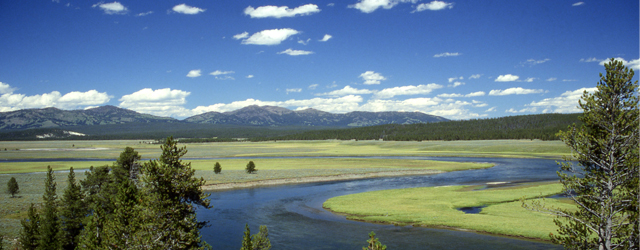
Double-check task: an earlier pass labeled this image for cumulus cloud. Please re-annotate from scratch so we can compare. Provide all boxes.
[414,1,454,12]
[466,91,485,97]
[599,57,640,70]
[495,74,519,82]
[438,91,485,98]
[136,11,153,16]
[119,88,190,117]
[489,87,545,96]
[191,95,364,114]
[319,34,332,42]
[244,4,320,18]
[240,29,300,45]
[572,2,584,6]
[246,75,254,79]
[186,69,201,78]
[0,84,111,112]
[434,52,460,58]
[528,87,597,113]
[374,84,443,99]
[317,86,375,97]
[469,74,482,79]
[278,48,314,56]
[359,71,387,85]
[348,0,419,13]
[524,78,535,82]
[172,4,205,14]
[308,84,319,90]
[298,39,311,45]
[92,2,128,14]
[233,32,249,40]
[486,107,497,112]
[210,70,234,76]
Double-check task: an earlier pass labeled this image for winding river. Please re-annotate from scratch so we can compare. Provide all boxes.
[198,157,564,249]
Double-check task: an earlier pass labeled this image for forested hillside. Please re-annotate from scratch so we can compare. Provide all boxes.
[252,113,582,141]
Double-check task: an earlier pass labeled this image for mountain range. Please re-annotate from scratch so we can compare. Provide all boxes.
[0,105,448,131]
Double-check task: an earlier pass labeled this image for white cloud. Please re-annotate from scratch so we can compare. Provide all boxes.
[318,86,375,97]
[240,29,300,45]
[119,88,190,117]
[0,85,111,112]
[244,4,320,18]
[524,77,535,82]
[448,76,463,83]
[580,57,599,62]
[437,93,462,98]
[233,32,249,40]
[348,0,419,13]
[469,74,482,79]
[186,69,201,78]
[414,1,454,12]
[286,88,302,94]
[520,58,550,67]
[92,2,128,15]
[0,82,16,94]
[308,84,319,90]
[192,95,364,114]
[298,39,311,45]
[495,74,519,82]
[172,4,205,15]
[278,48,314,56]
[210,70,234,76]
[319,34,332,42]
[246,75,254,79]
[528,87,597,113]
[434,52,460,58]
[472,100,488,108]
[448,81,465,88]
[599,57,640,70]
[572,2,584,6]
[489,87,545,96]
[546,78,557,81]
[374,84,443,99]
[214,76,235,80]
[485,107,496,112]
[466,91,485,97]
[136,11,153,16]
[563,79,577,82]
[506,107,537,113]
[359,71,386,85]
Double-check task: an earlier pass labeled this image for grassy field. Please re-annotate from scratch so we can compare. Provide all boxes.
[323,182,575,240]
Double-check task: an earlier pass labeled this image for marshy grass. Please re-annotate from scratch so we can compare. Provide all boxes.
[323,182,576,240]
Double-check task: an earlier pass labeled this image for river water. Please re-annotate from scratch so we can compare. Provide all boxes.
[198,157,564,249]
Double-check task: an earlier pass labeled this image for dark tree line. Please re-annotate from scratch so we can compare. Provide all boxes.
[251,113,582,141]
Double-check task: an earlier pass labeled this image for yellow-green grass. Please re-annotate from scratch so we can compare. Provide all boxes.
[323,182,576,240]
[0,140,570,162]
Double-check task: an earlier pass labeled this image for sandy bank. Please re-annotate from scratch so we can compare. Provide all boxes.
[202,169,443,191]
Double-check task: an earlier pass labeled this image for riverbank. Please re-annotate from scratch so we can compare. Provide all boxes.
[323,181,576,241]
[202,169,444,190]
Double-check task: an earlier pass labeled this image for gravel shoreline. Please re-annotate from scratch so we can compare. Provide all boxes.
[202,169,444,191]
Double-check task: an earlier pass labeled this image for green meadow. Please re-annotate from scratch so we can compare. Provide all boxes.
[323,182,575,240]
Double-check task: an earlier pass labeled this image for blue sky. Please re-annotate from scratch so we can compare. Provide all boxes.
[0,0,638,119]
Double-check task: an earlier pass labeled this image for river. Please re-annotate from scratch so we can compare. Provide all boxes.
[198,157,564,249]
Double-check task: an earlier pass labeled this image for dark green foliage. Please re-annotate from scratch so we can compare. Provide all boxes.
[136,136,212,249]
[78,165,113,247]
[252,113,582,141]
[553,59,639,249]
[214,162,222,174]
[58,167,86,250]
[114,146,142,183]
[19,204,40,250]
[363,231,387,250]
[7,176,18,198]
[37,166,60,250]
[240,224,252,250]
[252,225,271,250]
[246,161,257,174]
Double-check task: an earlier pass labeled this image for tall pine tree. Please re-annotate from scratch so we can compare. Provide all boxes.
[37,166,60,250]
[58,167,86,250]
[18,203,40,250]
